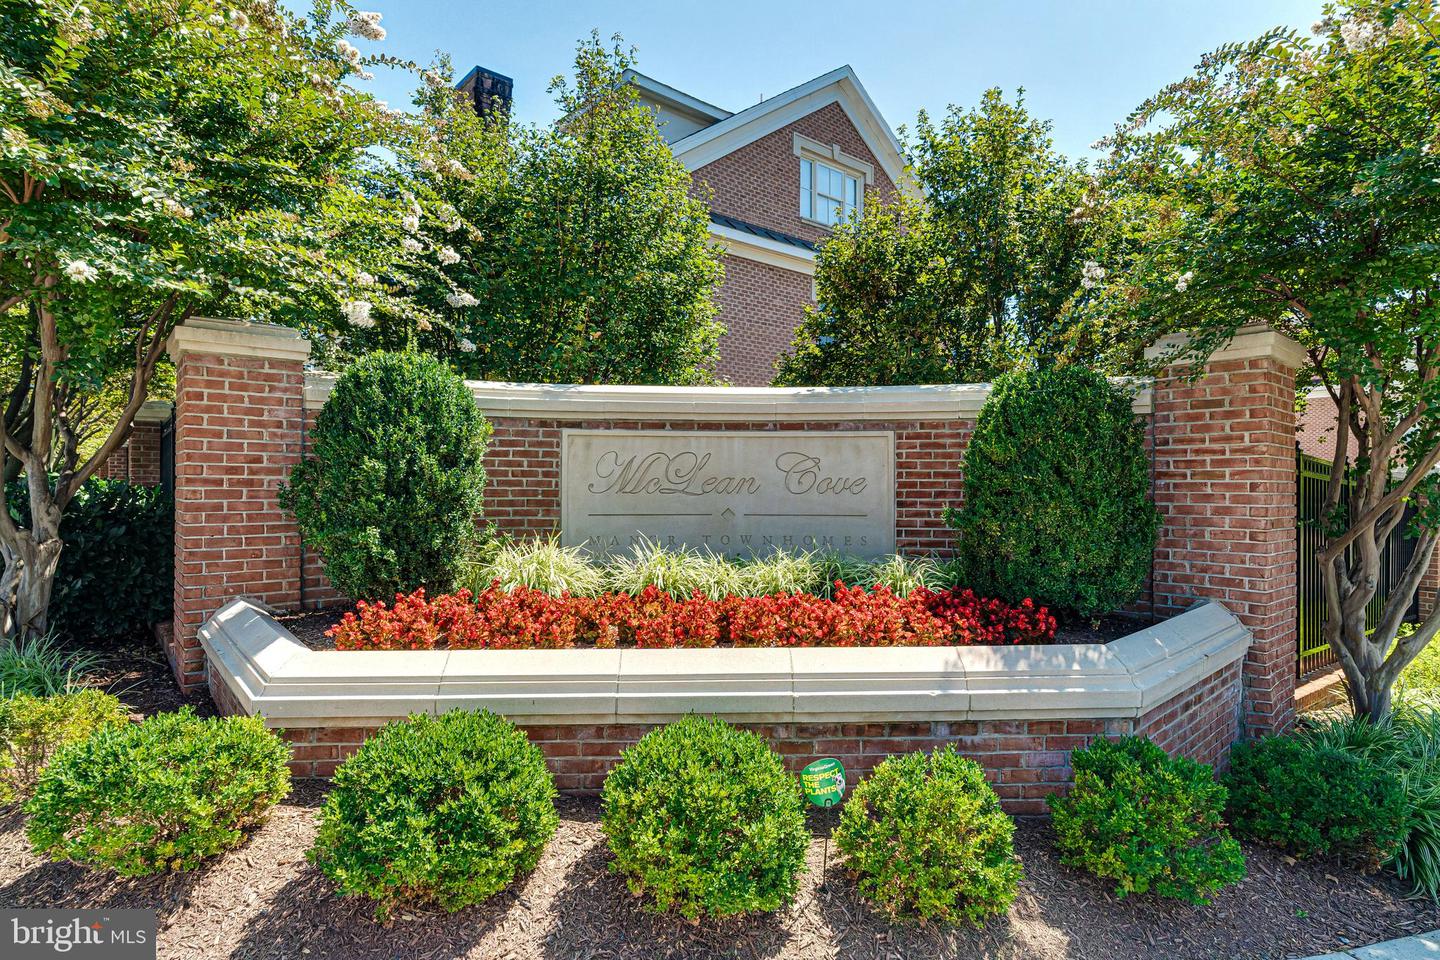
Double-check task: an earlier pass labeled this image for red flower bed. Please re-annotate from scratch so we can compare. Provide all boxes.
[328,583,1058,652]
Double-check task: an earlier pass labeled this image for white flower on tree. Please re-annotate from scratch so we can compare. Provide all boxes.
[1174,270,1194,293]
[458,337,476,353]
[160,198,193,219]
[446,291,478,308]
[228,9,248,33]
[401,236,423,254]
[401,213,420,234]
[342,300,374,327]
[1339,18,1384,52]
[1080,260,1107,290]
[63,260,99,283]
[355,270,376,286]
[438,246,460,265]
[336,40,362,65]
[346,11,385,41]
[440,158,471,179]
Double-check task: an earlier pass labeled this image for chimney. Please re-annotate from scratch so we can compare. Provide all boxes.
[462,66,513,120]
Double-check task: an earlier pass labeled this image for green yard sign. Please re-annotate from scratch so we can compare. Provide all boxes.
[801,758,846,808]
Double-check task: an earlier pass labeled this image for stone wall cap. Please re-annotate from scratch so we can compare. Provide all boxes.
[167,317,312,363]
[304,372,1155,420]
[1145,323,1307,371]
[134,399,173,424]
[198,598,1250,725]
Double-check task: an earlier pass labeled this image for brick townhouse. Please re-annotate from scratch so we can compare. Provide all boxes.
[460,63,917,386]
[626,66,917,385]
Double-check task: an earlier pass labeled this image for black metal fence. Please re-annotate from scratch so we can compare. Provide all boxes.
[1297,449,1418,677]
[160,411,175,500]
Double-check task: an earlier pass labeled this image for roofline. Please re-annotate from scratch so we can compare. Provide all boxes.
[667,65,918,199]
[709,222,816,275]
[621,69,732,122]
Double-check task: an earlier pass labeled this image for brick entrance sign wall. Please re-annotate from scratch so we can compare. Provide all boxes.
[167,318,1305,747]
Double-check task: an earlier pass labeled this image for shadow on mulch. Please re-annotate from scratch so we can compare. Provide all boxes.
[227,868,518,960]
[88,642,214,719]
[0,810,217,925]
[540,841,794,960]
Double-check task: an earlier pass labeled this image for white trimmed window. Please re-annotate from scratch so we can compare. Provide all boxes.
[800,158,860,226]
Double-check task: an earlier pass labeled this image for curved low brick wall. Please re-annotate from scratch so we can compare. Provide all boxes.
[202,598,1249,815]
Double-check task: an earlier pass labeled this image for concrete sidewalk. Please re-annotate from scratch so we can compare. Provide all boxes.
[1305,931,1440,959]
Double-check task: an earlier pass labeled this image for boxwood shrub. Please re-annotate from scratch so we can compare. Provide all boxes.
[601,715,809,919]
[835,746,1021,924]
[1048,736,1245,903]
[308,710,558,919]
[946,365,1160,619]
[1225,735,1407,868]
[0,690,129,803]
[25,709,290,875]
[280,351,491,602]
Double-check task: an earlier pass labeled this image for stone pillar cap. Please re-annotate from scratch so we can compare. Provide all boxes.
[134,399,173,424]
[166,317,311,363]
[1145,323,1307,371]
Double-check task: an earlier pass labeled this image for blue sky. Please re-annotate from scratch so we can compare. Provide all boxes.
[357,0,1325,160]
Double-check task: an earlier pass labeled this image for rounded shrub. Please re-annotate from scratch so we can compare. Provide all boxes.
[25,709,290,875]
[835,746,1021,924]
[601,715,809,919]
[280,351,491,602]
[1225,735,1407,868]
[1047,736,1245,903]
[0,690,130,804]
[308,709,558,919]
[946,365,1160,619]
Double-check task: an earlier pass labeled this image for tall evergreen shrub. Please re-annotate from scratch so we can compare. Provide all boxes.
[280,352,490,601]
[947,365,1159,619]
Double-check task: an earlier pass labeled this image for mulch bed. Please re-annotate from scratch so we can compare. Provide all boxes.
[275,607,1152,652]
[86,642,215,718]
[274,609,345,650]
[9,642,1435,958]
[2,782,1437,960]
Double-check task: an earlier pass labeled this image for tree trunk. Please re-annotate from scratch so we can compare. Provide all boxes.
[0,487,64,642]
[1335,601,1388,720]
[0,540,18,638]
[12,537,61,640]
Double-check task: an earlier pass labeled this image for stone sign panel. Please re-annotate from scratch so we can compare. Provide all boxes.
[561,430,895,558]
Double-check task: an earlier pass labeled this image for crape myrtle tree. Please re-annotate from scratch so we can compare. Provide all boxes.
[1099,0,1440,719]
[777,89,1114,387]
[346,35,726,385]
[0,0,454,640]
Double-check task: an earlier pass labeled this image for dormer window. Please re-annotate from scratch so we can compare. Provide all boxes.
[793,133,873,228]
[800,160,859,226]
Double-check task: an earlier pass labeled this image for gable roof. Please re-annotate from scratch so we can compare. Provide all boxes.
[666,65,917,199]
[622,69,732,125]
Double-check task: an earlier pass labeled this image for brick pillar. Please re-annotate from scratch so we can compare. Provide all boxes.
[165,318,310,692]
[1147,324,1306,737]
[1421,548,1440,620]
